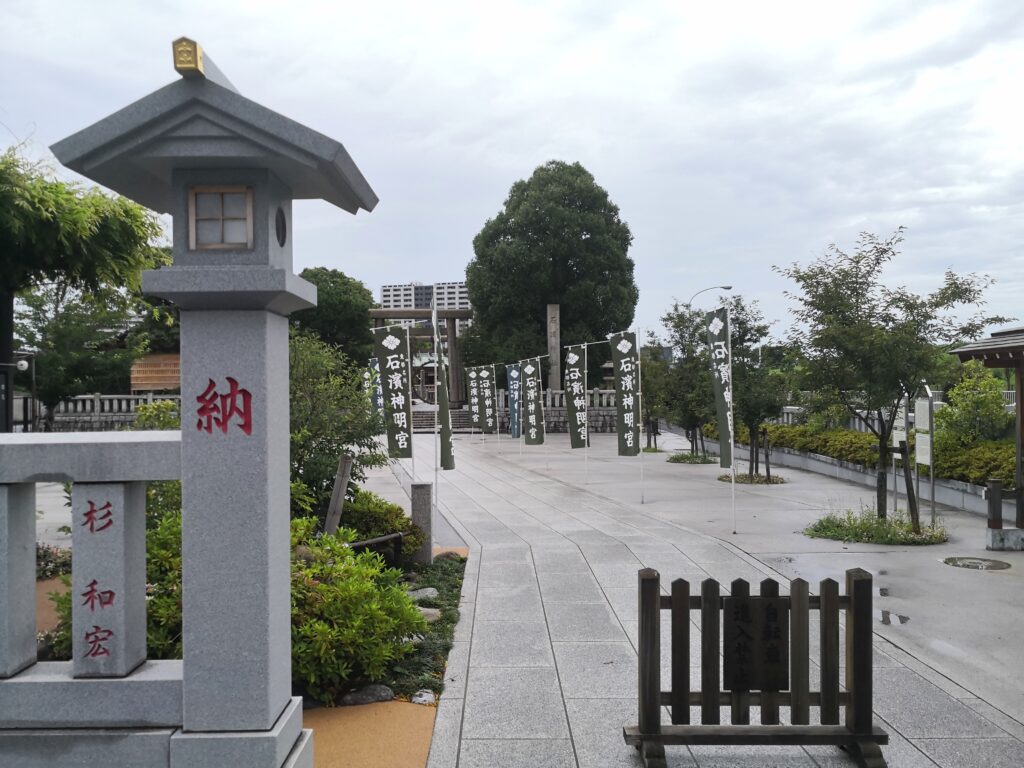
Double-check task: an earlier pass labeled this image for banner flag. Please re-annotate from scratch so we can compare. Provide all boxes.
[609,331,641,456]
[431,304,455,471]
[705,308,733,469]
[365,357,384,413]
[479,366,497,434]
[506,363,522,438]
[466,367,483,429]
[564,345,588,449]
[372,326,413,459]
[437,360,455,470]
[522,357,545,445]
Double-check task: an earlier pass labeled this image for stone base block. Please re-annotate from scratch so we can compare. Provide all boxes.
[171,696,303,767]
[283,729,314,768]
[987,527,1024,550]
[0,727,173,767]
[0,660,182,728]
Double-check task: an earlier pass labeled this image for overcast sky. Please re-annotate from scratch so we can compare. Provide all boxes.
[3,0,1022,343]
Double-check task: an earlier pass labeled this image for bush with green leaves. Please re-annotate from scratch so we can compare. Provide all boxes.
[667,452,716,464]
[36,543,72,580]
[291,518,426,705]
[342,489,425,559]
[805,508,947,545]
[133,401,182,526]
[935,361,1013,447]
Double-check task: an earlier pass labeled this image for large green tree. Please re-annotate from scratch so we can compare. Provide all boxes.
[291,267,376,361]
[776,228,1005,517]
[16,282,147,427]
[0,149,161,430]
[464,160,637,367]
[289,331,386,520]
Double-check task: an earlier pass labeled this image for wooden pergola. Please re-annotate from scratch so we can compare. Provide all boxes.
[952,327,1024,527]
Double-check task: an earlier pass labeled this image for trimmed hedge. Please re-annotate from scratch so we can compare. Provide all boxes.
[705,421,1016,489]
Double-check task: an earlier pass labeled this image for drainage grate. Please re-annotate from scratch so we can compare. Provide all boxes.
[943,557,1011,571]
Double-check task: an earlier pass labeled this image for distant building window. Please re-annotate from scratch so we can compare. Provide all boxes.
[189,186,253,250]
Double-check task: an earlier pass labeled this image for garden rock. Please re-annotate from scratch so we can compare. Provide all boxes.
[407,587,439,602]
[340,683,394,706]
[418,607,442,623]
[411,689,435,705]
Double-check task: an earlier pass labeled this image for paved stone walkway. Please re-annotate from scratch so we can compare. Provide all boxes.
[366,432,1024,768]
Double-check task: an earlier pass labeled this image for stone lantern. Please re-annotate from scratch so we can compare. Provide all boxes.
[4,38,378,767]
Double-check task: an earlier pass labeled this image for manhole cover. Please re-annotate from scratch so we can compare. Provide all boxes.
[943,557,1011,571]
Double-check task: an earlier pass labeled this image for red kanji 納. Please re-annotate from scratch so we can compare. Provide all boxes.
[196,377,253,435]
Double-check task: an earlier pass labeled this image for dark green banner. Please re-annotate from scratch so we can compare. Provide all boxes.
[705,308,733,469]
[466,367,483,430]
[437,361,455,470]
[372,327,413,459]
[564,345,587,449]
[522,357,545,445]
[506,363,522,438]
[609,331,640,456]
[479,365,497,434]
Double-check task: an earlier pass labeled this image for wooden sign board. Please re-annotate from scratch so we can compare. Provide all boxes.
[723,596,789,691]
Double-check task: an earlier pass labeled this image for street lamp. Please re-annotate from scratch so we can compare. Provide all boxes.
[1,356,35,432]
[687,285,732,306]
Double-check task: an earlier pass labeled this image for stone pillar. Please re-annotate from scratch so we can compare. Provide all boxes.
[71,482,147,678]
[0,484,35,678]
[547,304,561,389]
[446,317,465,407]
[410,482,433,565]
[179,310,291,731]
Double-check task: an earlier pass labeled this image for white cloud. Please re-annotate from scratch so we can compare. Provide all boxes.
[2,0,1021,341]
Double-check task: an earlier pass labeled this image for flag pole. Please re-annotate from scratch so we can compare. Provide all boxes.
[493,364,500,455]
[432,303,440,510]
[584,344,589,486]
[638,327,645,505]
[728,306,736,535]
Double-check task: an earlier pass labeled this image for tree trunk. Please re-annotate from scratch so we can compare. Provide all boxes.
[762,428,772,482]
[748,438,755,479]
[699,430,706,457]
[645,416,653,449]
[323,453,354,535]
[898,440,921,533]
[876,434,888,519]
[0,290,14,433]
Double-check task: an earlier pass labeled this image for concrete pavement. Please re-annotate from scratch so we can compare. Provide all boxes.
[366,431,1024,768]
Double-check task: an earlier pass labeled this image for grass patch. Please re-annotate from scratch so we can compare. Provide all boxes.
[387,553,466,698]
[668,452,717,464]
[717,473,786,484]
[642,446,664,453]
[804,509,948,545]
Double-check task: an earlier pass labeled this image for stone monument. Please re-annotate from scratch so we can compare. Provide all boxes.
[0,38,377,767]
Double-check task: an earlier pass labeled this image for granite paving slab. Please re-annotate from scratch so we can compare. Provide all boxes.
[462,667,570,739]
[471,620,554,667]
[459,738,577,768]
[546,601,628,642]
[553,642,637,699]
[912,737,1024,768]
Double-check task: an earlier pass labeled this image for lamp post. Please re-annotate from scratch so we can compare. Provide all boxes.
[687,285,732,306]
[0,358,30,432]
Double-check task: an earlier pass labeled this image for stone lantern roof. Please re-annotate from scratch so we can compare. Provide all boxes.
[50,38,377,215]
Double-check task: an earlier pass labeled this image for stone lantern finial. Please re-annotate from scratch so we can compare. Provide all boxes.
[173,37,205,78]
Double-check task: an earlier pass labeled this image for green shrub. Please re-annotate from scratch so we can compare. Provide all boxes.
[763,424,878,469]
[36,543,72,580]
[805,508,947,545]
[934,361,1013,446]
[717,473,785,484]
[133,401,182,526]
[291,517,426,705]
[667,452,717,464]
[932,438,1015,488]
[342,489,425,559]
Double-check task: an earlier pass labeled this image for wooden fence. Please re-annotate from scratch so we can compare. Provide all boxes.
[625,568,888,768]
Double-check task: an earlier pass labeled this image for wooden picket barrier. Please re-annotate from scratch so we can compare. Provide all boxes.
[624,568,888,768]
